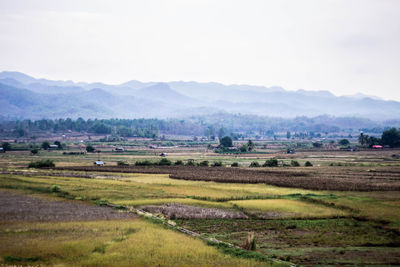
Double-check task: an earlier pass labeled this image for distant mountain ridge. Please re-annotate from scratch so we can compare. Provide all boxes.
[0,71,399,120]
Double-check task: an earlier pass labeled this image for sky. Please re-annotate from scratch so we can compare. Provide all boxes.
[0,0,400,100]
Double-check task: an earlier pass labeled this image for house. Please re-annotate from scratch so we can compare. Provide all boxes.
[0,148,4,153]
[160,152,168,156]
[94,160,105,166]
[48,144,58,150]
[115,146,125,152]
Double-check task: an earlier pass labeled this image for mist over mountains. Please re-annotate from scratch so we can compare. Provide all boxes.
[1,71,399,121]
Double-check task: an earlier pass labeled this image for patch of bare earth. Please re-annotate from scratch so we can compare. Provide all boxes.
[0,191,137,222]
[140,203,248,219]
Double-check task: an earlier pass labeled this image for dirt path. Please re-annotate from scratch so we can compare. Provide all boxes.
[0,191,137,222]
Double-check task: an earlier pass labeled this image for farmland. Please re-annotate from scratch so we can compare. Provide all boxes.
[0,142,400,266]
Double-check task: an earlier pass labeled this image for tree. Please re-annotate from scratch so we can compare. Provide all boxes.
[339,139,350,146]
[312,142,323,148]
[2,142,11,151]
[239,144,248,152]
[247,140,255,151]
[41,141,50,150]
[263,158,278,167]
[30,148,39,155]
[86,145,95,153]
[54,141,63,149]
[305,161,313,167]
[358,133,368,146]
[220,136,233,148]
[381,128,400,147]
[286,131,291,139]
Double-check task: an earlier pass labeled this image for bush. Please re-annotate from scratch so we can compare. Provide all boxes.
[30,148,39,155]
[290,160,300,167]
[135,160,154,166]
[231,162,239,167]
[263,158,278,167]
[249,161,260,167]
[198,160,209,167]
[1,142,11,151]
[212,161,223,167]
[305,161,313,167]
[186,159,196,166]
[117,161,129,166]
[50,185,61,193]
[28,159,55,168]
[86,145,95,153]
[158,158,172,166]
[174,160,184,165]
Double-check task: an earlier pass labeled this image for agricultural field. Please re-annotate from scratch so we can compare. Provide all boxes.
[0,144,400,266]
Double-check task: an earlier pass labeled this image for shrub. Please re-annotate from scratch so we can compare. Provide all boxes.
[158,158,172,166]
[305,161,313,167]
[135,160,154,166]
[28,159,55,168]
[231,162,239,167]
[186,160,196,166]
[249,161,260,167]
[211,161,223,167]
[50,185,61,193]
[290,160,300,167]
[86,145,95,153]
[30,148,39,155]
[117,161,129,166]
[1,142,11,151]
[263,158,278,167]
[198,160,209,167]
[174,160,184,165]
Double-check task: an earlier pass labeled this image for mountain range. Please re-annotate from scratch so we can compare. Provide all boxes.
[1,71,399,120]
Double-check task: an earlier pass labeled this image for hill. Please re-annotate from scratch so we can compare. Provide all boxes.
[0,71,399,120]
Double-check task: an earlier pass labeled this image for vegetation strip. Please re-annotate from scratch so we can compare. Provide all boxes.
[55,165,400,191]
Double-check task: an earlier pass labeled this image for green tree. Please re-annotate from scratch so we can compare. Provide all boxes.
[220,136,233,148]
[358,133,368,146]
[86,145,95,153]
[2,142,11,151]
[41,141,50,150]
[54,141,63,149]
[263,158,278,167]
[381,128,400,147]
[239,144,248,152]
[286,131,291,139]
[339,139,350,146]
[247,140,255,151]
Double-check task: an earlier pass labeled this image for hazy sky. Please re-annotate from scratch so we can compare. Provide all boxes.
[1,0,399,100]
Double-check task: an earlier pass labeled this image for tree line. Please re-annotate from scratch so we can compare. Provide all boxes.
[358,128,400,147]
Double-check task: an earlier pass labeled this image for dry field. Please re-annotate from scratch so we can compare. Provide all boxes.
[56,165,400,191]
[1,147,400,266]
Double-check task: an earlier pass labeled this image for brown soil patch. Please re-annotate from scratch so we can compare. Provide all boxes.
[140,203,248,219]
[0,191,137,222]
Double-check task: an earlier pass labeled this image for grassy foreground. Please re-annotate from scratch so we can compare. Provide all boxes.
[0,218,274,266]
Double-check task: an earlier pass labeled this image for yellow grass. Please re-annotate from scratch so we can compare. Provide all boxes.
[0,219,271,266]
[229,199,347,218]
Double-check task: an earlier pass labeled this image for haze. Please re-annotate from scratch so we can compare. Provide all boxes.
[1,0,399,100]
